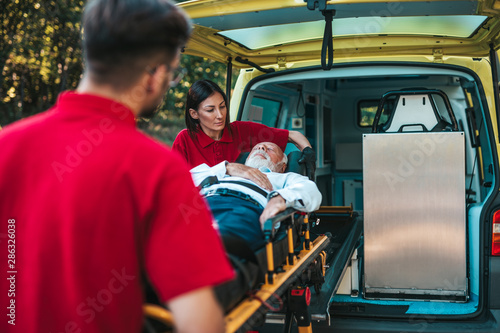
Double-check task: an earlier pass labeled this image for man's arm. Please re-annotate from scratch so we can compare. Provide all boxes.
[258,172,322,224]
[268,172,322,212]
[259,194,287,225]
[190,161,273,191]
[226,162,272,191]
[190,161,227,186]
[167,286,225,333]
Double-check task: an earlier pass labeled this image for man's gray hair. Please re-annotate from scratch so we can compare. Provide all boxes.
[280,153,288,166]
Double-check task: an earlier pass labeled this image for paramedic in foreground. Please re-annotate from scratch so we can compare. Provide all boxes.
[191,142,322,250]
[0,1,233,333]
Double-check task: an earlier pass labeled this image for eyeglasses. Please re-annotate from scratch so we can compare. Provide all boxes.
[145,65,187,89]
[168,66,187,88]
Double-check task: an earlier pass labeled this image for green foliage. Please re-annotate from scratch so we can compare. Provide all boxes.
[1,0,237,145]
[137,55,238,144]
[1,0,84,125]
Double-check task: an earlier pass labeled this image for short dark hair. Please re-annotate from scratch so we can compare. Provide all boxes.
[82,0,191,89]
[185,80,231,136]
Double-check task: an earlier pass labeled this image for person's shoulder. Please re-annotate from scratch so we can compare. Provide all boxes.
[127,133,193,177]
[172,128,194,151]
[230,120,265,133]
[0,109,56,142]
[231,120,252,128]
[173,128,191,142]
[176,128,190,137]
[131,130,172,154]
[130,131,189,166]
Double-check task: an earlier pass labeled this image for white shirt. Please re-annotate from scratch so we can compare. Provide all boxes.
[190,161,322,212]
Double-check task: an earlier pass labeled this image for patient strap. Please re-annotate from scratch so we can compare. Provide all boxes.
[205,188,263,208]
[199,175,269,197]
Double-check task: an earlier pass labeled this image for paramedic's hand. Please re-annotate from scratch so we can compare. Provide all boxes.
[298,146,316,181]
[167,286,224,333]
[226,163,273,191]
[260,195,287,227]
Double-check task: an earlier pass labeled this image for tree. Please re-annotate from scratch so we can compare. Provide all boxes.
[137,55,238,144]
[0,0,236,145]
[1,0,84,125]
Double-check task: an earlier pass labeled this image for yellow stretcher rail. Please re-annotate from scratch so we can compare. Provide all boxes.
[316,204,353,216]
[225,234,330,333]
[142,234,330,333]
[144,208,334,333]
[143,304,175,328]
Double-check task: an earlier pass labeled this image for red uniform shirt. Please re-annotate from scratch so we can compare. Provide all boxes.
[172,121,289,167]
[0,92,234,333]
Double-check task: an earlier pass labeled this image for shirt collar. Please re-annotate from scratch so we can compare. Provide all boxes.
[195,125,233,148]
[56,91,136,127]
[258,166,273,173]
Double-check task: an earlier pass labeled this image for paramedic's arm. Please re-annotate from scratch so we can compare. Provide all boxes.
[289,131,316,180]
[168,286,224,333]
[288,130,312,151]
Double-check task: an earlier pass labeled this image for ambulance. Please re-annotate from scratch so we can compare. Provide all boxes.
[178,0,500,331]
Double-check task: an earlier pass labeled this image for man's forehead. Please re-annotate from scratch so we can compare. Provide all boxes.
[254,142,279,149]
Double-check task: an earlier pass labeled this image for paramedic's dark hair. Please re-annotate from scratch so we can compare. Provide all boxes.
[82,0,191,90]
[185,80,232,136]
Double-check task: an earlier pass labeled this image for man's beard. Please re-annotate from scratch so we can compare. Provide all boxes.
[245,151,278,172]
[139,104,160,119]
[139,96,164,119]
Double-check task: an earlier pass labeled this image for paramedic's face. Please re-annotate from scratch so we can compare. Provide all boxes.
[190,92,227,139]
[246,142,285,172]
[140,55,180,119]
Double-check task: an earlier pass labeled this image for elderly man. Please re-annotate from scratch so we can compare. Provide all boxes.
[191,142,322,250]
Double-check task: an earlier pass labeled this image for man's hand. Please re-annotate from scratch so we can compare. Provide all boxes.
[298,147,316,181]
[167,286,225,333]
[226,162,273,191]
[259,194,287,227]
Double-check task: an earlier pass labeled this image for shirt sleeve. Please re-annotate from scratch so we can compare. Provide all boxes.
[233,121,289,152]
[145,154,234,302]
[269,172,322,212]
[190,161,227,186]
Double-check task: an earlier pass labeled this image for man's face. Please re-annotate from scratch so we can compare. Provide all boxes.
[139,54,180,119]
[245,142,286,173]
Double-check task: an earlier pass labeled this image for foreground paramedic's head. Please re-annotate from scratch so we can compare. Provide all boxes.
[245,142,288,173]
[80,0,191,118]
[185,80,231,139]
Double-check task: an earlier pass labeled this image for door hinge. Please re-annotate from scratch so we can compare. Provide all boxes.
[433,48,443,63]
[277,56,287,69]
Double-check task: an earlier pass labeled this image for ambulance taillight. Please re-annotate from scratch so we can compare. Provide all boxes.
[492,211,500,256]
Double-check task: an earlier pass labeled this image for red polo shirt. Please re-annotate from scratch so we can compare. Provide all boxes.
[172,121,289,167]
[0,92,234,333]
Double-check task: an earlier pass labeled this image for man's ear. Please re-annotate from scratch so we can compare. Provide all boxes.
[189,108,199,119]
[280,162,287,173]
[146,64,168,94]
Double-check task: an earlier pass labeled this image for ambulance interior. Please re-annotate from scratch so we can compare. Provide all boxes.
[237,63,494,322]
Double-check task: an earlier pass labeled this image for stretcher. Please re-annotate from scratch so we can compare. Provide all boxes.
[143,205,357,333]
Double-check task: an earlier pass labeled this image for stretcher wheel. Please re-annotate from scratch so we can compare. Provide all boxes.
[314,282,322,295]
[310,256,325,295]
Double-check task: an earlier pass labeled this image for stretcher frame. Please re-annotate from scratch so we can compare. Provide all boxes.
[142,206,353,333]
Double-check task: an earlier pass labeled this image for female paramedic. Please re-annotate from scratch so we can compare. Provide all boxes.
[172,79,316,189]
